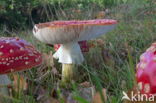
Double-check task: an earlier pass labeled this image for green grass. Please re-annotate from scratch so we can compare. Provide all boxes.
[0,0,156,103]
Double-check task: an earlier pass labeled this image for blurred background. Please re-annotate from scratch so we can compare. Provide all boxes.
[1,0,154,30]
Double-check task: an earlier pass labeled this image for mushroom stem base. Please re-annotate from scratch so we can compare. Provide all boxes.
[61,64,77,85]
[0,75,11,101]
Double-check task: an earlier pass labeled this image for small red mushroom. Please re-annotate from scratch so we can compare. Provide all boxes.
[136,43,156,96]
[0,37,42,96]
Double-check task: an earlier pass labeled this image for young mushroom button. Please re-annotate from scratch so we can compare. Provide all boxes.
[33,19,117,85]
[0,37,42,97]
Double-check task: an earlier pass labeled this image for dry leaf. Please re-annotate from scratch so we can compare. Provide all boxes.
[60,87,95,103]
[79,81,91,88]
[101,48,115,68]
[72,9,81,14]
[79,87,95,102]
[89,39,105,48]
[92,88,107,103]
[95,39,105,47]
[52,67,59,75]
[42,51,54,67]
[96,11,105,19]
[34,86,60,103]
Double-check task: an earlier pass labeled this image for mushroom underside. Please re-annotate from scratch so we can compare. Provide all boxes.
[33,24,116,44]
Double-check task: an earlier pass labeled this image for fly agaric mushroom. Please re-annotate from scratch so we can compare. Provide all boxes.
[136,42,156,96]
[33,19,117,84]
[0,37,42,96]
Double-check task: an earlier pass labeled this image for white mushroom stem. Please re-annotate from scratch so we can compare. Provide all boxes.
[53,42,83,84]
[53,42,84,64]
[0,75,11,97]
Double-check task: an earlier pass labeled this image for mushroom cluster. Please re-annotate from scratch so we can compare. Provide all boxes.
[136,42,156,96]
[33,19,117,85]
[0,37,42,97]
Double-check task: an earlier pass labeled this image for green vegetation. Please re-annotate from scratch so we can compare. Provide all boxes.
[0,0,128,29]
[0,0,156,103]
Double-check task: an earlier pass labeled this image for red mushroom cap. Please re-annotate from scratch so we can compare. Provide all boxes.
[54,40,89,52]
[0,37,42,74]
[136,43,156,95]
